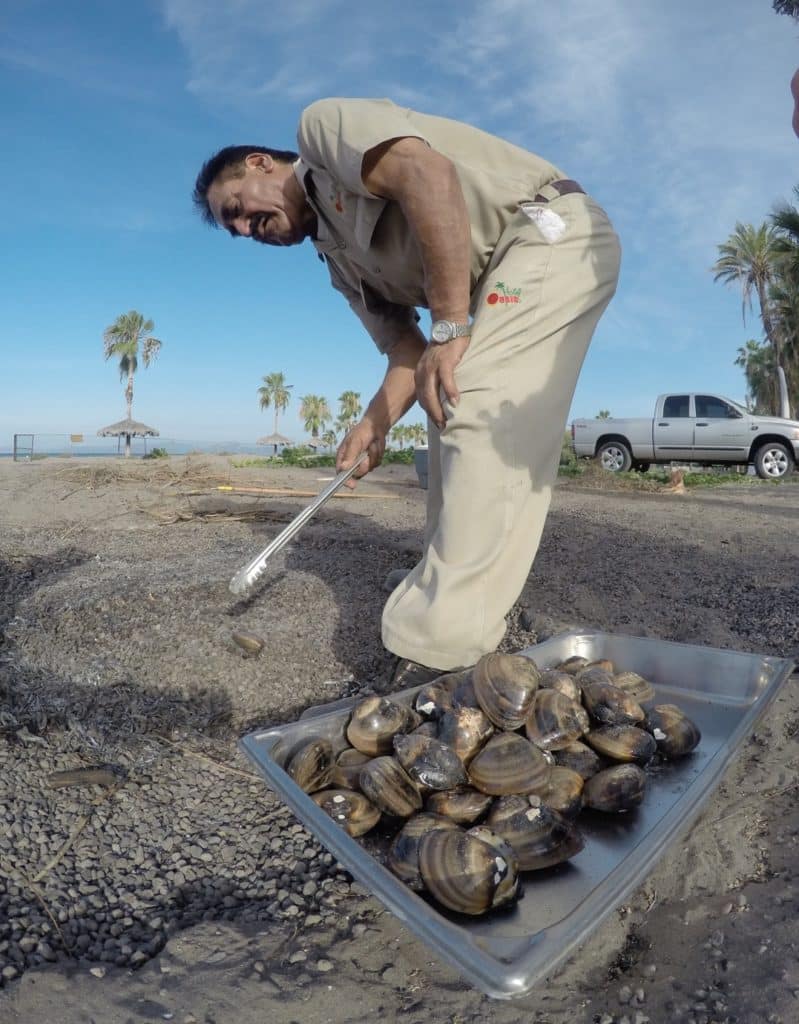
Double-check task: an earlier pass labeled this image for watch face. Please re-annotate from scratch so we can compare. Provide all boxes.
[431,321,452,342]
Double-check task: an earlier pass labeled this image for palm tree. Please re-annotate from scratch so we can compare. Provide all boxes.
[734,339,774,414]
[299,394,331,437]
[337,390,362,431]
[320,428,338,450]
[258,372,293,437]
[713,222,782,410]
[596,410,611,419]
[102,310,162,458]
[408,423,428,446]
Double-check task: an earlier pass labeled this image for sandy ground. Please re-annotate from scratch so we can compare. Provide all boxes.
[1,454,798,1024]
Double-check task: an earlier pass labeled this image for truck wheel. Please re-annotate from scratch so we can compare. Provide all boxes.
[596,441,633,473]
[754,442,793,479]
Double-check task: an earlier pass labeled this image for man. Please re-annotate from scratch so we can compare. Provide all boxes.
[193,98,621,684]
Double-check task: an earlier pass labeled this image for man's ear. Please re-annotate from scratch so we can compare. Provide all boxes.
[245,152,274,173]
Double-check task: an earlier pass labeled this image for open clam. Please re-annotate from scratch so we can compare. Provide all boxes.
[473,652,541,730]
[393,733,468,791]
[386,812,462,890]
[524,689,590,751]
[468,732,550,796]
[418,828,519,915]
[311,788,381,836]
[645,704,701,758]
[583,763,647,812]
[346,696,421,756]
[286,738,334,793]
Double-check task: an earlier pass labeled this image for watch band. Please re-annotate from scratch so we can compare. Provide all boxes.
[430,319,472,343]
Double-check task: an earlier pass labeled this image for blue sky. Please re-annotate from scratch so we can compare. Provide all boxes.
[1,0,797,446]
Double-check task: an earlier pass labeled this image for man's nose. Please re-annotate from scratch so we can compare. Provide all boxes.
[234,216,252,237]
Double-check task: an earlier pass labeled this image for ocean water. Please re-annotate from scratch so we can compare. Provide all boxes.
[0,436,319,459]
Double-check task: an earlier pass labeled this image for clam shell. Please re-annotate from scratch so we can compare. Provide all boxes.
[468,732,550,796]
[465,826,520,906]
[286,738,334,793]
[346,696,422,756]
[553,740,604,779]
[418,828,519,915]
[473,652,541,730]
[359,756,422,818]
[437,707,494,765]
[581,679,645,727]
[524,690,590,751]
[231,630,265,655]
[311,788,381,836]
[486,796,584,871]
[583,763,647,812]
[424,786,494,825]
[393,733,468,791]
[414,682,455,719]
[410,720,439,739]
[538,766,584,819]
[613,670,656,704]
[555,656,589,675]
[645,704,701,758]
[539,670,582,703]
[585,725,657,766]
[386,812,462,890]
[330,747,371,790]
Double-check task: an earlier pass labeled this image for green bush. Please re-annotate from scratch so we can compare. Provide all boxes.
[144,447,169,459]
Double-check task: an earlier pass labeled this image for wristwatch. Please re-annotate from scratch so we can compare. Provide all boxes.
[430,319,472,344]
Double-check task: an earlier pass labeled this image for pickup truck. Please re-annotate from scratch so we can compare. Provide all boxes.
[571,393,799,479]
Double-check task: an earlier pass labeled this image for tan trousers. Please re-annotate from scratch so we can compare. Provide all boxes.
[382,191,621,669]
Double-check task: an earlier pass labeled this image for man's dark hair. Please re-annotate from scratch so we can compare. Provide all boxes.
[192,145,300,226]
[774,1,799,19]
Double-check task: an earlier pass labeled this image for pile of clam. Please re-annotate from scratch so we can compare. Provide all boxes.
[284,653,701,917]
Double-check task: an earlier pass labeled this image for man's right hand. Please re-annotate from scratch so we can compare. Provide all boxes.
[336,417,387,489]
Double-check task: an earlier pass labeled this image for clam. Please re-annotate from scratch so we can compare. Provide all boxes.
[556,655,589,675]
[582,658,615,674]
[359,756,422,818]
[645,704,701,758]
[437,707,494,765]
[450,670,479,709]
[393,733,468,791]
[583,763,647,813]
[553,740,604,779]
[539,670,582,703]
[330,747,371,790]
[524,689,590,751]
[346,696,421,756]
[231,630,265,655]
[465,826,520,906]
[581,679,645,727]
[575,666,616,688]
[538,766,584,819]
[473,652,541,730]
[486,795,584,870]
[424,786,494,825]
[468,732,550,796]
[411,720,439,739]
[418,828,519,915]
[311,788,381,836]
[585,725,657,766]
[386,812,462,890]
[613,670,656,704]
[414,681,455,720]
[286,737,334,793]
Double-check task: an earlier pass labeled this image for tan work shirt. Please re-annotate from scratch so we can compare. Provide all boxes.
[295,97,565,353]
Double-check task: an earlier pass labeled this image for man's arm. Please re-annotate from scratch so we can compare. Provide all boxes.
[336,327,427,482]
[361,138,473,429]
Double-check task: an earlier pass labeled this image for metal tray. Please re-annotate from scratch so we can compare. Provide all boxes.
[240,632,794,999]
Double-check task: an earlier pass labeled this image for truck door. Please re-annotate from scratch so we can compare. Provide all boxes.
[653,394,695,460]
[693,394,751,462]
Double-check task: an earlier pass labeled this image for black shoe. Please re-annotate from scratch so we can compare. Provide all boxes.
[390,658,448,689]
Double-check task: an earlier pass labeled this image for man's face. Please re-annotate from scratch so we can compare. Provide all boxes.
[207,153,309,246]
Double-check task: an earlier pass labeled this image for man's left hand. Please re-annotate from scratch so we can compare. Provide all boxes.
[415,336,470,430]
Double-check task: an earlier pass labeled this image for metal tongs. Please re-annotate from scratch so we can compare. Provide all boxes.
[229,452,368,597]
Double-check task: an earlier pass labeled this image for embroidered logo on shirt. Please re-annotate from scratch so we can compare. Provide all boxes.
[486,282,522,305]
